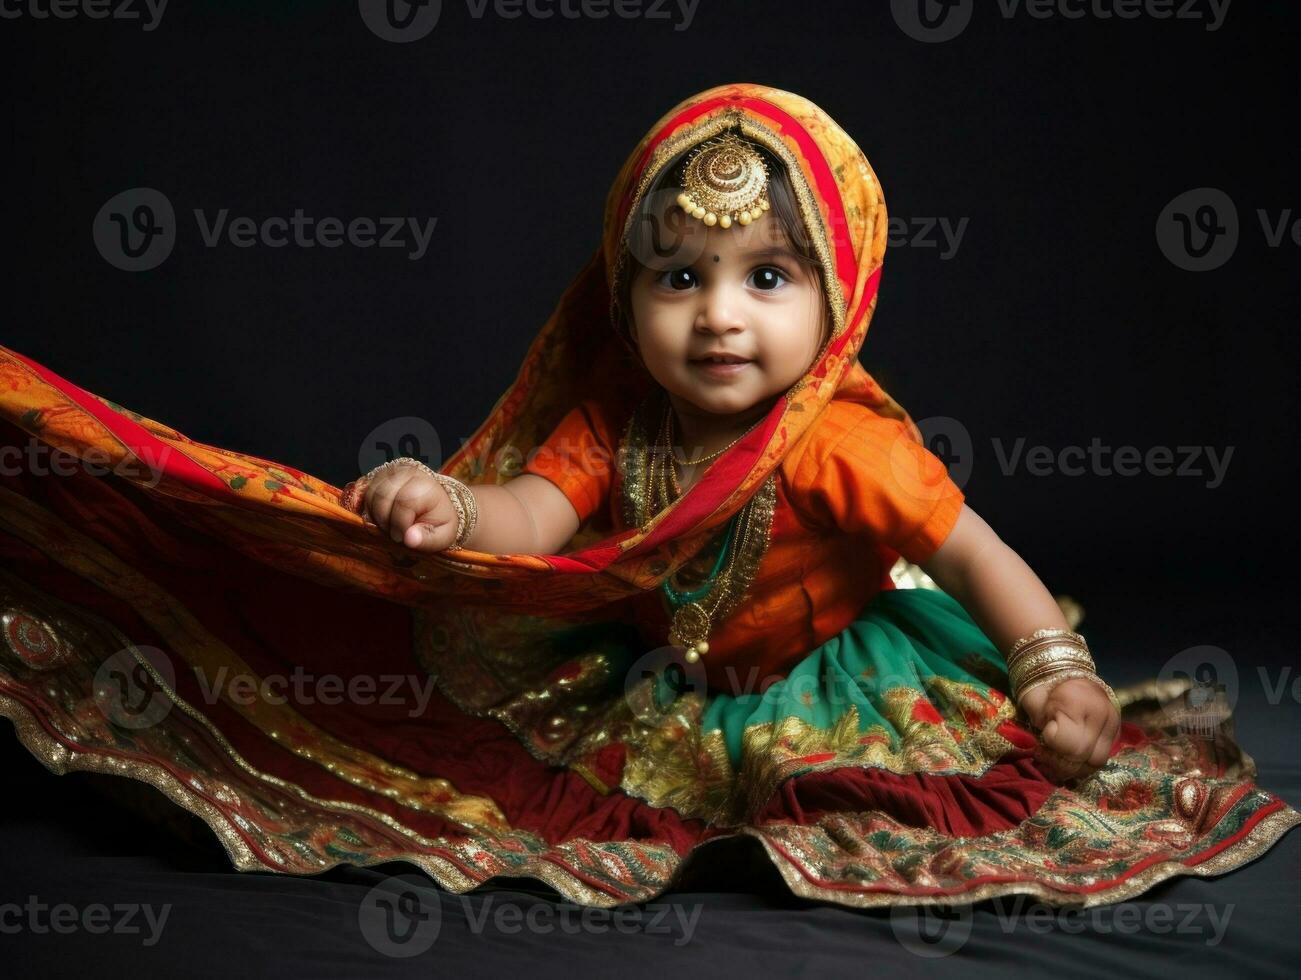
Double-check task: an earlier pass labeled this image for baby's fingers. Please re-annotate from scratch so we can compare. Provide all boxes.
[1043,712,1093,762]
[1040,713,1094,779]
[402,520,455,553]
[1086,709,1122,769]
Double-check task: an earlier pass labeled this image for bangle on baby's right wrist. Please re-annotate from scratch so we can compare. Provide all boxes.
[346,457,478,550]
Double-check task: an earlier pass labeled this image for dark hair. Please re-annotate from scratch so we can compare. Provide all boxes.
[612,137,831,357]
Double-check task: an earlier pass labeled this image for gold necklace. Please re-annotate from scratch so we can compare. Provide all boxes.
[663,400,767,467]
[634,392,776,663]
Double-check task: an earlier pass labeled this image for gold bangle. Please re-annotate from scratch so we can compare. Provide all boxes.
[1007,634,1090,671]
[359,457,478,550]
[1007,627,1087,661]
[433,473,478,550]
[1008,645,1097,690]
[1007,637,1089,671]
[1016,669,1122,718]
[1011,655,1096,698]
[1010,648,1086,681]
[362,456,432,483]
[1008,642,1095,671]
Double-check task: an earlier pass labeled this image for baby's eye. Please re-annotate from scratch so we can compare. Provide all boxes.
[655,268,698,290]
[749,266,789,291]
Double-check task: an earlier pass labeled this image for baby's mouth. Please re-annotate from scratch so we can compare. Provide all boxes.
[690,355,754,366]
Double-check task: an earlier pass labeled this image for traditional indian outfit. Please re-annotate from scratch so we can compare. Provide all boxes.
[1,83,1296,910]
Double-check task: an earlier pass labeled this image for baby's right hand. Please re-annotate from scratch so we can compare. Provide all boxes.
[361,464,459,552]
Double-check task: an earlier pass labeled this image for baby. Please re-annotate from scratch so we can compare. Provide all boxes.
[354,134,1120,785]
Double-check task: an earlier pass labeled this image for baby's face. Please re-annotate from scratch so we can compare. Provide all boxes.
[628,217,827,420]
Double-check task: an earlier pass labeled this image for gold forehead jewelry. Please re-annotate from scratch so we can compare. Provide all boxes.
[675,132,770,229]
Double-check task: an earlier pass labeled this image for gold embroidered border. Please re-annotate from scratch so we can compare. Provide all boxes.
[744,804,1301,911]
[0,690,677,908]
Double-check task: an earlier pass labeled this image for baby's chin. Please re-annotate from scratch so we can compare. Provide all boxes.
[670,382,784,419]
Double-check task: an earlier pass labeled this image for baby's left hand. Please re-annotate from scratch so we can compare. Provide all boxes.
[1018,677,1121,783]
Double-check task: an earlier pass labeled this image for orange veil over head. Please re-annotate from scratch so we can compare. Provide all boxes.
[434,82,925,608]
[0,83,922,620]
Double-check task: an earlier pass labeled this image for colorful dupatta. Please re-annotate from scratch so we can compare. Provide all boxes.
[2,83,1298,909]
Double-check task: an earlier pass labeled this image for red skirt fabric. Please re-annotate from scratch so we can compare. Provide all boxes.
[2,414,1299,909]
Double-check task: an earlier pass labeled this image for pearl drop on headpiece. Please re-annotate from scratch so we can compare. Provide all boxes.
[677,132,770,231]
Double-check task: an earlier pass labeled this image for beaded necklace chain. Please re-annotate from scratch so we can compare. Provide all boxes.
[650,397,765,664]
[666,399,767,469]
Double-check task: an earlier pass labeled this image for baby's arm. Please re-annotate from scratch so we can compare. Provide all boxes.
[918,504,1071,655]
[361,466,581,556]
[920,504,1121,777]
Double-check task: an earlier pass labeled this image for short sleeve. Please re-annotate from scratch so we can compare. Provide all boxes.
[519,398,617,525]
[786,408,965,565]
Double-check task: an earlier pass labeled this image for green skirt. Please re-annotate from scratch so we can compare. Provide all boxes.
[699,586,1013,772]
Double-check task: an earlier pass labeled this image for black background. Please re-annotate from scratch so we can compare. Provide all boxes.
[3,2,1299,976]
[4,0,1296,596]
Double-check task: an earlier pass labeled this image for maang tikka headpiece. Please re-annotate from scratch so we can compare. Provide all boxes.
[675,131,770,229]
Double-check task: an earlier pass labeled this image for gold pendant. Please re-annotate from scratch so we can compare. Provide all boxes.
[668,602,712,663]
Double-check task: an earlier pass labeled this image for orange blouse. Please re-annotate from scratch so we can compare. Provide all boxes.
[521,398,966,687]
